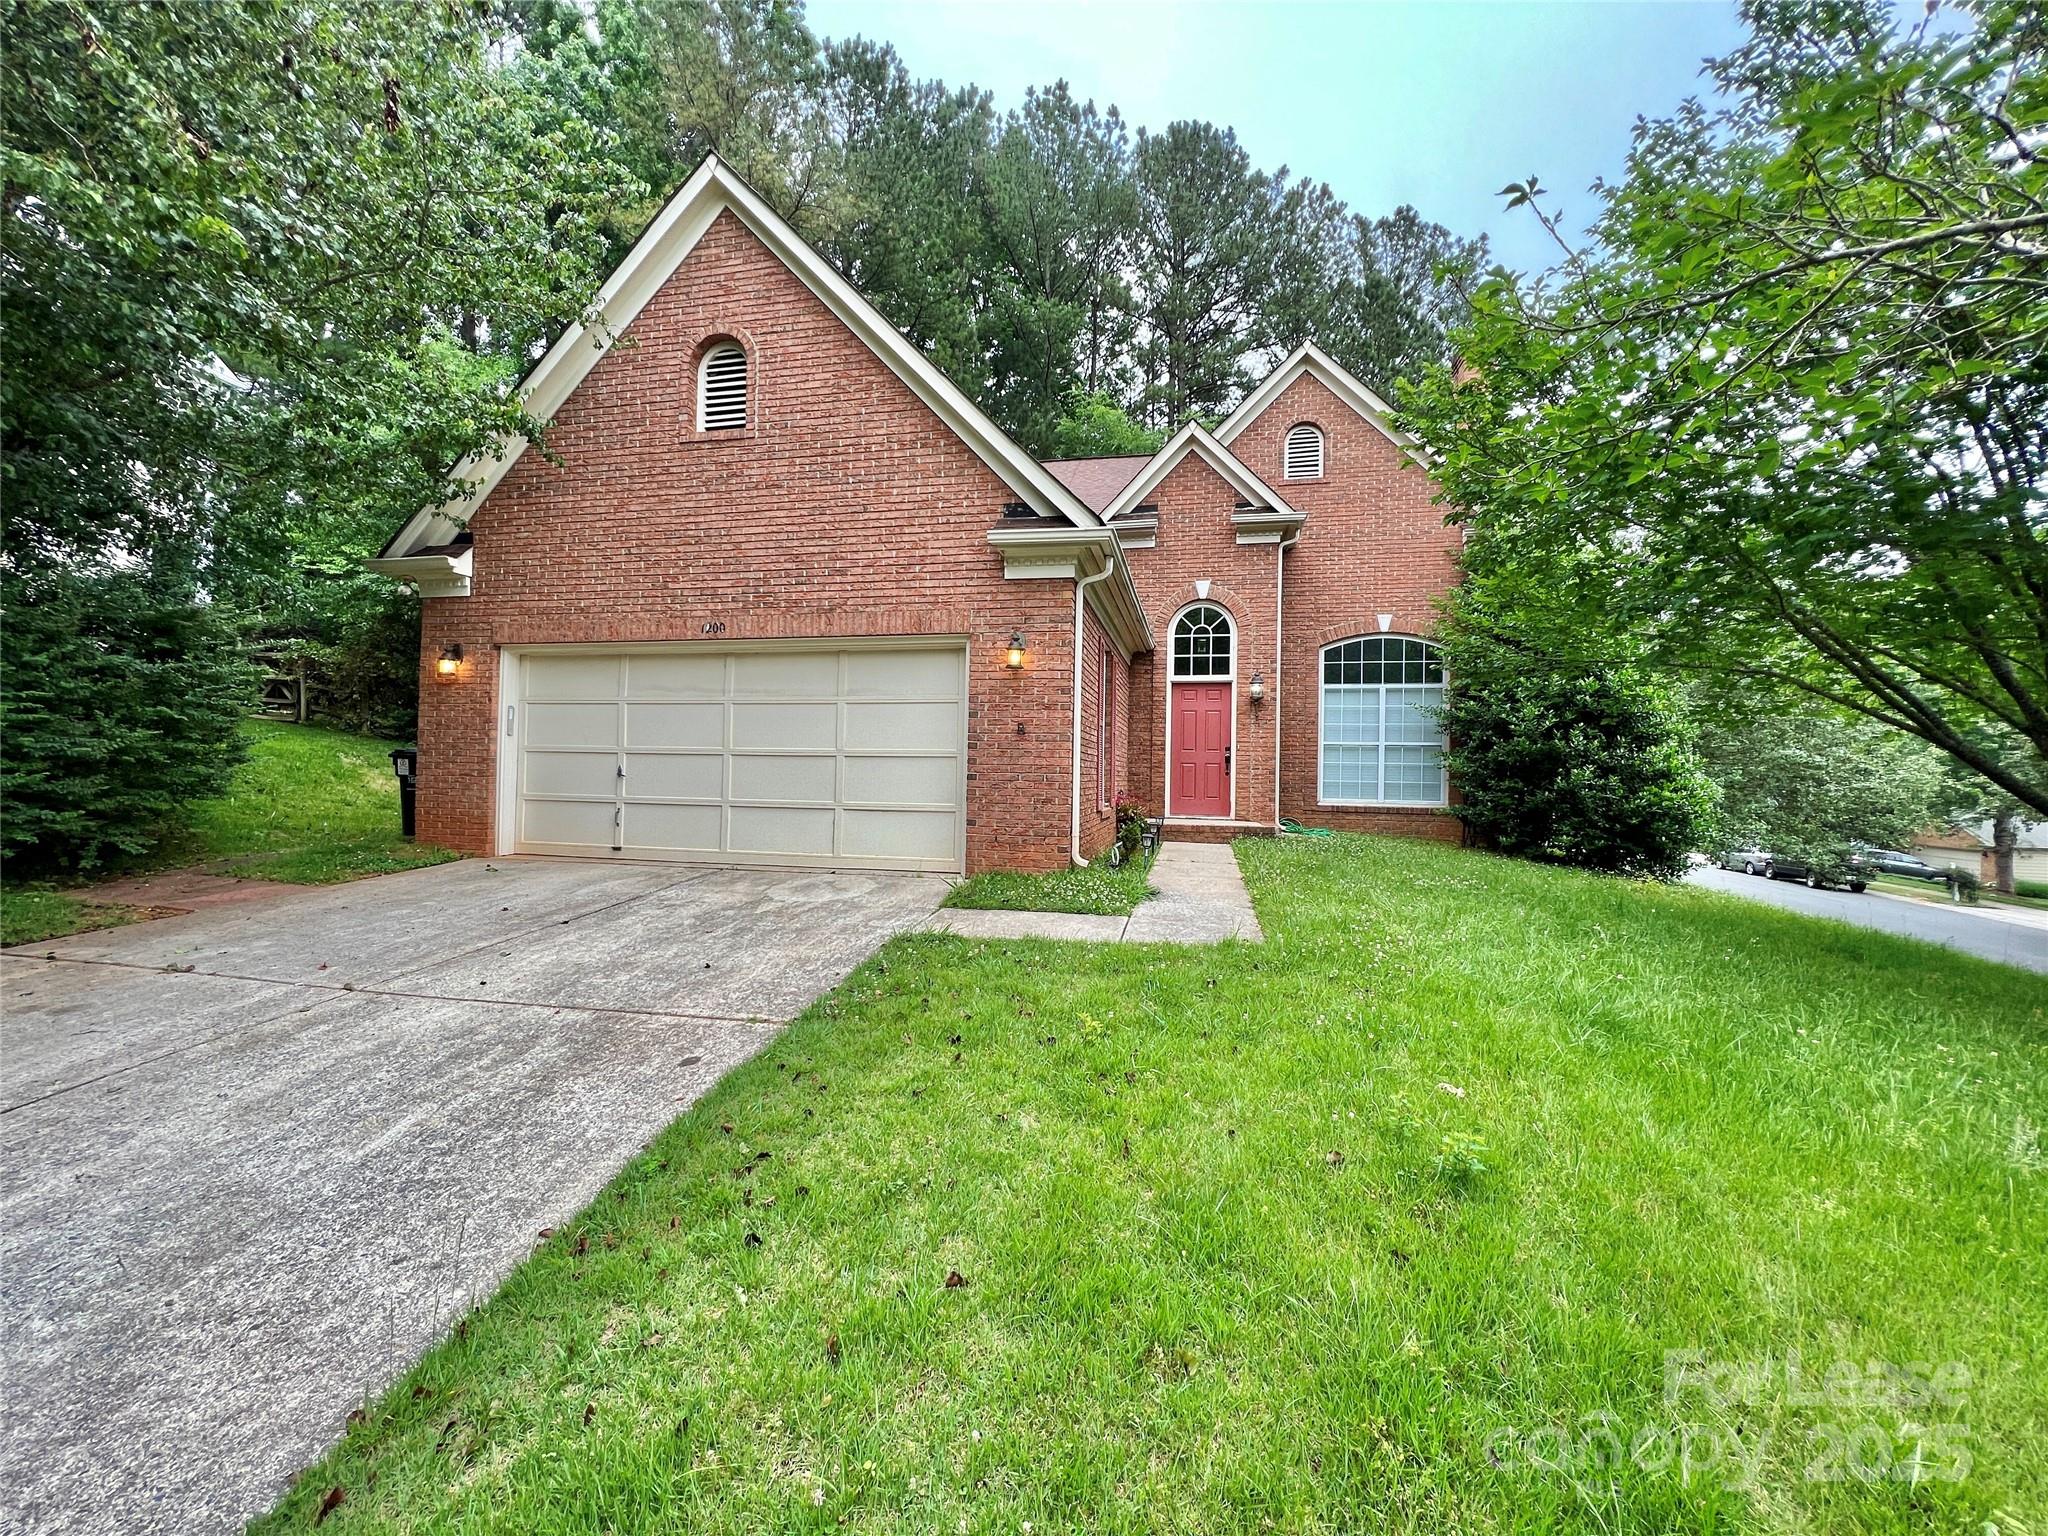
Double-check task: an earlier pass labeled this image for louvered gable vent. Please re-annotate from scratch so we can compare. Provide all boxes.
[697,343,748,431]
[1283,423,1323,480]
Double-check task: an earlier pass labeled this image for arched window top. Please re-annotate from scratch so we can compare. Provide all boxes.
[1319,635,1446,806]
[1321,634,1443,686]
[696,342,748,431]
[1171,603,1234,679]
[1283,422,1323,480]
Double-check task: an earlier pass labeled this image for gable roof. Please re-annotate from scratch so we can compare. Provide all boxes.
[1098,421,1300,524]
[1212,340,1420,458]
[1040,454,1152,515]
[377,154,1100,561]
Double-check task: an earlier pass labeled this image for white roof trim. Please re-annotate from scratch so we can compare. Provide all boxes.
[1099,422,1298,523]
[379,154,1097,561]
[985,526,1153,654]
[1213,340,1421,458]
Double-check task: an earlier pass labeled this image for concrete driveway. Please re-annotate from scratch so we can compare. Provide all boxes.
[1687,865,2048,974]
[0,857,947,1536]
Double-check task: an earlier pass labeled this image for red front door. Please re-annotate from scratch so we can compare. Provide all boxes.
[1170,682,1232,817]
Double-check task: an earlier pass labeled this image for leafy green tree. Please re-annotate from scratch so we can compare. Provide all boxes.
[1438,593,1717,881]
[1403,0,2048,815]
[1046,389,1163,459]
[977,84,1139,451]
[2,0,635,863]
[1130,121,1279,429]
[1,563,253,873]
[820,38,990,397]
[1691,696,1955,876]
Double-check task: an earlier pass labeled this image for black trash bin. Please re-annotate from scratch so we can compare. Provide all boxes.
[390,748,418,840]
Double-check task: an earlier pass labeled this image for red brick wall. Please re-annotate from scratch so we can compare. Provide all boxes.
[1075,600,1133,861]
[1119,454,1281,827]
[415,209,1083,873]
[1228,374,1464,842]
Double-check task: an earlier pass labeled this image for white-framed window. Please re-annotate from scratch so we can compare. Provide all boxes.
[1319,636,1446,805]
[696,342,748,431]
[1283,422,1323,480]
[1171,603,1233,679]
[1097,647,1112,809]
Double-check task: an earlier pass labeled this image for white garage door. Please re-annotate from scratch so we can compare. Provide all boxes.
[513,645,965,872]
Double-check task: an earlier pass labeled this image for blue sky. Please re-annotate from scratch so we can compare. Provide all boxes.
[803,0,1750,273]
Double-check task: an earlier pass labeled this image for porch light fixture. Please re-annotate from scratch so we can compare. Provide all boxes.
[1006,632,1027,670]
[1248,671,1266,704]
[435,643,464,680]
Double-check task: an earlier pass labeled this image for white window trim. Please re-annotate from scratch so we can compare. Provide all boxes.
[1315,635,1448,807]
[1168,602,1235,682]
[1283,422,1324,481]
[1097,647,1113,811]
[1164,601,1237,821]
[696,343,748,431]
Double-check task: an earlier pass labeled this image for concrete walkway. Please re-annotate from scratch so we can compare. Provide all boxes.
[929,841,1263,944]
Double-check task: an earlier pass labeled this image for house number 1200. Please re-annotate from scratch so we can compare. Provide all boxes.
[701,621,726,635]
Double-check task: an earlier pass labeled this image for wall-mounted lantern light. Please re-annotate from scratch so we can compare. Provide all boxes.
[435,642,464,680]
[1248,671,1266,704]
[1006,632,1027,671]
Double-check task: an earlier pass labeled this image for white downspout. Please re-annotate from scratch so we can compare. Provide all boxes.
[1273,527,1299,832]
[1072,555,1117,866]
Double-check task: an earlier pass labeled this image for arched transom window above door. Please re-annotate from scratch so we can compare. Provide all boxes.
[1171,604,1234,679]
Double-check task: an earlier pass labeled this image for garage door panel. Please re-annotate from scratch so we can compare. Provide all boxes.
[517,645,963,870]
[622,802,722,852]
[842,808,955,861]
[842,753,956,807]
[523,750,618,799]
[732,701,836,751]
[625,701,723,749]
[525,702,620,749]
[732,652,838,697]
[845,649,958,697]
[627,653,725,698]
[730,753,836,804]
[524,654,621,699]
[522,798,617,848]
[845,700,957,752]
[728,805,835,857]
[623,753,723,801]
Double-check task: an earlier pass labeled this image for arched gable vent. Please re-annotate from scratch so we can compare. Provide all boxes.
[697,343,749,431]
[1283,423,1324,480]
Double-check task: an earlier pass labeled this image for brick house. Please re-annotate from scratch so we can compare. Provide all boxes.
[370,155,1462,875]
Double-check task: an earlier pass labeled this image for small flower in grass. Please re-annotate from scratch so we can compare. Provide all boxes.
[811,1487,826,1507]
[1436,1082,1465,1099]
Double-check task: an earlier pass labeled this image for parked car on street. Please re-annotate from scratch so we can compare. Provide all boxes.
[1717,848,1771,875]
[1865,848,1945,882]
[1764,851,1868,892]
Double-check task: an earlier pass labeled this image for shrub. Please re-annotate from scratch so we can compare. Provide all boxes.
[1439,625,1716,882]
[2017,880,2048,900]
[1,564,254,874]
[1112,792,1149,867]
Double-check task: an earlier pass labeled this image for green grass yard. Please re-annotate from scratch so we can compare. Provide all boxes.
[942,851,1155,915]
[0,720,456,945]
[259,834,2045,1534]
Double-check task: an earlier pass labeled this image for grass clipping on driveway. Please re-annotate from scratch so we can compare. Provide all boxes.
[260,835,2045,1535]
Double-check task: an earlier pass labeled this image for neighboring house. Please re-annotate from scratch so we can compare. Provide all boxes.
[368,155,1460,875]
[1913,821,2048,884]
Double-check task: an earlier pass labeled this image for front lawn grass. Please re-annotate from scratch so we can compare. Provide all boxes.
[148,718,458,884]
[942,851,1154,915]
[1,719,456,944]
[260,834,2046,1536]
[0,887,141,948]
